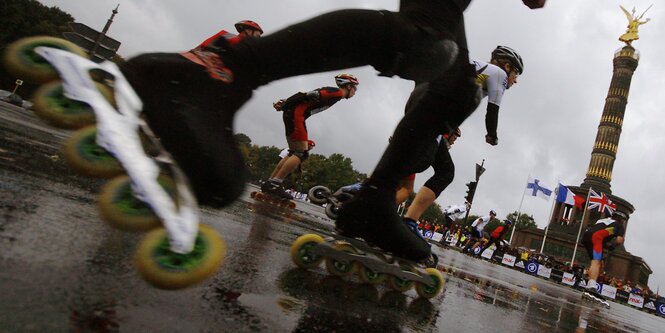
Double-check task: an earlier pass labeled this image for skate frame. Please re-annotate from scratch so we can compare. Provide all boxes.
[313,235,436,286]
[35,47,198,254]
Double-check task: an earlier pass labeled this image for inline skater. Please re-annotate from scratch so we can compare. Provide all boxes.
[478,219,512,255]
[581,211,627,306]
[196,20,263,49]
[262,75,358,199]
[401,128,461,232]
[463,210,496,253]
[118,0,545,263]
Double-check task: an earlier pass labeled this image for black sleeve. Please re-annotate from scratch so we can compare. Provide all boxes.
[485,102,499,138]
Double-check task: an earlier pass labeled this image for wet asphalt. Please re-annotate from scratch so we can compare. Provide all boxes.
[1,101,663,333]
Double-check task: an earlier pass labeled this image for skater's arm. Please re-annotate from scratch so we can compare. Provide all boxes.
[485,103,499,146]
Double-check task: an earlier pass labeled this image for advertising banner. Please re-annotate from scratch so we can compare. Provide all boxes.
[481,248,494,260]
[628,293,644,308]
[501,254,516,267]
[561,272,576,286]
[537,265,552,279]
[600,285,617,300]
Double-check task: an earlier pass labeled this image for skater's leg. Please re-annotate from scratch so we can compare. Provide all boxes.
[404,141,454,221]
[120,53,249,207]
[270,156,289,179]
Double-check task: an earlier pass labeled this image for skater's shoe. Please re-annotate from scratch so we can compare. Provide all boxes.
[335,185,431,262]
[261,181,293,200]
[403,218,425,240]
[119,52,253,208]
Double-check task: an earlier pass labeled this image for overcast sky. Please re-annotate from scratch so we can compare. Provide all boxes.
[37,0,665,292]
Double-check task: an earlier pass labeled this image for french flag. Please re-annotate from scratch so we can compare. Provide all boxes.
[556,184,584,208]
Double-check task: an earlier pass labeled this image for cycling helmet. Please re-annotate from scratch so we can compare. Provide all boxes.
[335,74,359,87]
[235,20,263,34]
[307,140,316,149]
[504,219,513,225]
[452,127,461,137]
[489,210,497,216]
[612,211,628,220]
[491,45,524,75]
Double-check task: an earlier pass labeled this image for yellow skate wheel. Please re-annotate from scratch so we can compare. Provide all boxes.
[387,263,416,292]
[415,268,444,299]
[290,234,324,269]
[98,175,177,232]
[135,224,226,290]
[3,36,87,83]
[32,81,116,129]
[325,242,357,277]
[64,126,123,178]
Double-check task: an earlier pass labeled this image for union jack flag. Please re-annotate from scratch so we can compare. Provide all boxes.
[587,189,616,215]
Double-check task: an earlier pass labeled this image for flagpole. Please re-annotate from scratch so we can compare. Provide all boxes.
[509,173,530,245]
[540,180,559,253]
[570,187,593,268]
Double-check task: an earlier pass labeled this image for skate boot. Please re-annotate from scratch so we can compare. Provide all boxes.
[335,185,432,263]
[251,180,296,209]
[2,36,227,289]
[582,289,610,309]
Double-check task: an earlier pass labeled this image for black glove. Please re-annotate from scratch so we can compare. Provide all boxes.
[485,134,498,146]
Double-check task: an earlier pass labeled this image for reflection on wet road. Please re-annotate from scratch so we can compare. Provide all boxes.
[1,101,663,332]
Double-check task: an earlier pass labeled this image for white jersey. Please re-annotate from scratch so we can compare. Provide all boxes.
[473,60,508,107]
[471,215,492,232]
[279,148,290,159]
[443,204,467,220]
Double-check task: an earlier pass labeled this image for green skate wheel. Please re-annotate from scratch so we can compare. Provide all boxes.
[64,126,123,178]
[415,267,444,299]
[356,263,387,285]
[98,175,177,232]
[324,242,357,277]
[387,263,416,292]
[32,81,115,129]
[3,36,87,83]
[290,234,324,269]
[135,224,226,290]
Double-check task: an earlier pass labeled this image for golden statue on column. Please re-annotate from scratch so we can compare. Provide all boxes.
[619,5,651,45]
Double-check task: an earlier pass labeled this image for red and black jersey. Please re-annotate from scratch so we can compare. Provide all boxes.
[197,29,244,49]
[585,218,625,240]
[282,87,346,142]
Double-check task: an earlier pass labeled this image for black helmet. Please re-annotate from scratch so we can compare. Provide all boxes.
[489,210,497,216]
[492,45,524,75]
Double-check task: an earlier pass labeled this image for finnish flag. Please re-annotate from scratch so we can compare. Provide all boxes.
[525,177,552,201]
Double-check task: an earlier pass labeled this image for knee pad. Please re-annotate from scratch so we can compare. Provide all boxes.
[290,149,309,161]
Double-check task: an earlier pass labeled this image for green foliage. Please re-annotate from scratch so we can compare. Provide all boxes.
[506,211,538,230]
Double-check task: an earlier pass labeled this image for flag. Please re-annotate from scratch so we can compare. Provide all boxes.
[556,184,585,208]
[525,177,552,201]
[588,189,616,215]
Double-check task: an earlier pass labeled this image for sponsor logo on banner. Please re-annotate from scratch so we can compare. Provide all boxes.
[431,232,443,242]
[644,301,656,310]
[658,303,665,316]
[525,261,538,274]
[501,254,516,267]
[628,294,644,308]
[600,284,617,300]
[481,248,494,260]
[473,247,482,255]
[578,279,587,288]
[423,230,434,239]
[515,261,525,269]
[562,272,576,286]
[537,265,552,279]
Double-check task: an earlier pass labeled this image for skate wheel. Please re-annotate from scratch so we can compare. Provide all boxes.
[290,234,325,269]
[415,268,444,299]
[325,203,341,220]
[64,126,123,178]
[254,192,265,200]
[325,242,357,277]
[307,185,331,205]
[250,191,257,199]
[3,36,88,83]
[32,81,115,129]
[288,201,296,209]
[356,264,387,285]
[387,263,416,292]
[98,175,176,232]
[135,224,226,290]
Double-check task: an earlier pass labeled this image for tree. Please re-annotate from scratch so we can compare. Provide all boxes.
[506,211,538,230]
